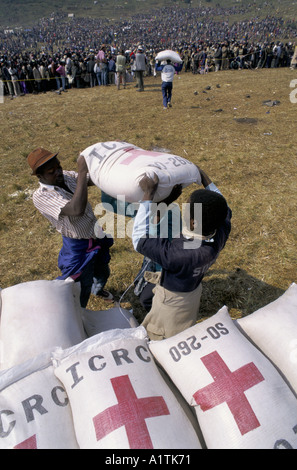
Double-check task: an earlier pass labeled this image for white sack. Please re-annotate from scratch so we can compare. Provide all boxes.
[52,326,203,449]
[155,50,183,64]
[82,305,139,337]
[0,352,78,449]
[80,141,201,203]
[149,306,297,449]
[157,364,206,448]
[236,283,297,395]
[0,279,86,370]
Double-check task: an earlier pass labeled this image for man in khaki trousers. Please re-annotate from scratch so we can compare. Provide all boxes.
[132,168,232,341]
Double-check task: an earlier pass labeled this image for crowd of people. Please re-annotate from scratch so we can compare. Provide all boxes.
[1,4,296,98]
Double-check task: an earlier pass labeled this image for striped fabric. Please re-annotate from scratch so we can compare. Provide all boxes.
[32,170,98,239]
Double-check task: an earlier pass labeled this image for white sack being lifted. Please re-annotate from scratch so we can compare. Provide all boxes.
[155,50,183,64]
[80,141,201,203]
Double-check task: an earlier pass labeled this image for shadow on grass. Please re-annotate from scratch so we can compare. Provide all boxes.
[199,268,285,319]
[143,83,161,88]
[117,267,285,325]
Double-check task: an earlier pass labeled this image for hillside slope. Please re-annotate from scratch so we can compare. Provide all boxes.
[0,0,296,28]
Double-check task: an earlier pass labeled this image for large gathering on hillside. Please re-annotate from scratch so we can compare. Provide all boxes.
[1,3,297,97]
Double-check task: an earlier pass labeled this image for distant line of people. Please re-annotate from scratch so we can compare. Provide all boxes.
[1,2,297,100]
[1,38,296,99]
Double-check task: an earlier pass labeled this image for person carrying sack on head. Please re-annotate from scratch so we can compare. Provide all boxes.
[155,58,183,109]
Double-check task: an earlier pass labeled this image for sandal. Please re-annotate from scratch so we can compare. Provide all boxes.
[96,289,114,301]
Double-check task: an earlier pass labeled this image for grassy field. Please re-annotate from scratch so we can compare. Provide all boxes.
[0,67,296,324]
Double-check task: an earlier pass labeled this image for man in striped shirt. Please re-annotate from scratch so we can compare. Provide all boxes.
[27,147,114,307]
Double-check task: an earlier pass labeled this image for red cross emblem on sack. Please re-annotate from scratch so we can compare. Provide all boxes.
[14,435,37,449]
[93,374,170,448]
[121,148,161,165]
[193,351,265,435]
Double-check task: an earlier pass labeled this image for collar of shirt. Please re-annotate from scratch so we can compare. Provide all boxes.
[38,171,76,192]
[38,182,73,194]
[39,182,56,191]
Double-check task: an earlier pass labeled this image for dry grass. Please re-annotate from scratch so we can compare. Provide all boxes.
[0,67,296,323]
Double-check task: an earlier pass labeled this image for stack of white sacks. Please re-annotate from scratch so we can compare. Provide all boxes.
[0,278,296,449]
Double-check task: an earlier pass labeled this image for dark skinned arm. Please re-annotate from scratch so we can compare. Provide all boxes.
[139,173,159,201]
[196,166,212,187]
[139,175,182,224]
[60,155,89,217]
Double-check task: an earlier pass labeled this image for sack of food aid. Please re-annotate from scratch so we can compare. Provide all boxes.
[155,50,183,64]
[52,327,203,449]
[236,283,297,395]
[81,305,139,337]
[80,141,201,203]
[0,279,86,370]
[148,306,297,449]
[0,352,78,449]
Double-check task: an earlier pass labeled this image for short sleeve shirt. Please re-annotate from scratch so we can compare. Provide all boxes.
[32,170,98,239]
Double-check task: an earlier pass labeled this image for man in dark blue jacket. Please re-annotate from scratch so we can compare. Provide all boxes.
[132,168,232,340]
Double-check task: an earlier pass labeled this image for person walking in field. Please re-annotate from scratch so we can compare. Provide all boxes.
[155,59,183,109]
